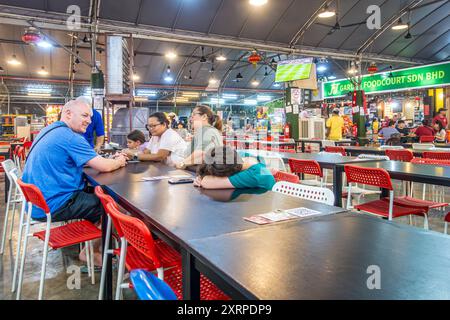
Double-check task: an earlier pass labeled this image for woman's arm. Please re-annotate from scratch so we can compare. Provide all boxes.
[176,149,204,168]
[197,175,235,189]
[138,149,170,161]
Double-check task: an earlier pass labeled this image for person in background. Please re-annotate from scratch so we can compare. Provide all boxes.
[167,112,178,129]
[396,120,413,143]
[326,108,344,140]
[194,146,275,191]
[414,119,435,141]
[433,108,448,129]
[372,117,379,134]
[124,129,148,154]
[76,96,105,153]
[434,121,447,142]
[176,105,223,169]
[124,112,186,165]
[176,121,189,140]
[378,120,400,140]
[22,99,127,266]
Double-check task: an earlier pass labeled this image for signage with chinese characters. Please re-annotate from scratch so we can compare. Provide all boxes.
[322,61,450,98]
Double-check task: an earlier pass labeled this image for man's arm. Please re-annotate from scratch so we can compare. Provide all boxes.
[87,155,126,172]
[138,149,170,162]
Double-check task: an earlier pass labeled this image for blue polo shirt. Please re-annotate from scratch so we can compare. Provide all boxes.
[22,121,98,219]
[83,109,105,147]
[228,163,275,191]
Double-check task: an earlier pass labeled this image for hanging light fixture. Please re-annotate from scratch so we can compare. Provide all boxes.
[248,50,262,68]
[132,72,140,81]
[216,53,227,61]
[264,66,269,77]
[7,55,21,66]
[404,24,412,39]
[199,47,207,63]
[249,0,268,6]
[210,61,215,73]
[367,62,378,74]
[165,51,177,59]
[166,65,171,73]
[392,18,408,30]
[251,79,260,86]
[318,5,335,18]
[235,72,243,82]
[188,70,192,80]
[22,27,42,45]
[37,66,48,76]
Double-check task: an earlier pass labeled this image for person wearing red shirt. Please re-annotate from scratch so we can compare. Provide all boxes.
[414,119,435,141]
[432,108,448,129]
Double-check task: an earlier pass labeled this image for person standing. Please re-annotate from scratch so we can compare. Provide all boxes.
[326,108,344,141]
[432,108,448,129]
[76,96,105,153]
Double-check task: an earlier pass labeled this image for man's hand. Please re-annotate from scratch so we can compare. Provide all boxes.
[175,161,186,170]
[121,149,137,159]
[94,146,102,153]
[115,153,127,167]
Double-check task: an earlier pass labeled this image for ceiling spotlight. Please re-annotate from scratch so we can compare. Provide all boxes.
[251,79,260,86]
[132,73,140,81]
[7,55,21,66]
[392,18,408,30]
[318,5,335,18]
[249,0,268,6]
[216,54,227,61]
[165,51,177,59]
[209,78,218,85]
[317,65,327,72]
[37,66,48,76]
[37,40,52,48]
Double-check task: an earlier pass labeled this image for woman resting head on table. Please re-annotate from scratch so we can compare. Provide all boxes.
[194,146,275,190]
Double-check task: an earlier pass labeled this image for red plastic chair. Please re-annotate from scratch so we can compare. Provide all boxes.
[272,170,300,183]
[324,146,346,156]
[94,186,181,300]
[445,212,450,234]
[105,202,229,300]
[419,136,435,143]
[385,149,414,162]
[15,179,102,300]
[422,151,450,160]
[344,165,428,225]
[288,158,325,187]
[0,156,5,173]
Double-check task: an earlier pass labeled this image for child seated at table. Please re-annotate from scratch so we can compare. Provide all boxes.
[194,146,275,190]
[124,130,148,157]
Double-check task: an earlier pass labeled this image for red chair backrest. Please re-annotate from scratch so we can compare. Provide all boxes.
[0,156,5,173]
[105,202,162,269]
[23,141,32,150]
[288,158,323,177]
[445,212,450,223]
[94,186,124,237]
[385,149,414,162]
[422,151,450,160]
[324,146,346,156]
[419,136,435,143]
[272,170,300,183]
[344,165,393,190]
[411,157,450,166]
[17,179,50,214]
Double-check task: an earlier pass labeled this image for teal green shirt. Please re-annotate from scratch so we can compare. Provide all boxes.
[228,163,275,191]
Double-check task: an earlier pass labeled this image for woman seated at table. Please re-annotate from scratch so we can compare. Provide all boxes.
[413,119,435,141]
[176,105,223,169]
[194,146,275,190]
[124,112,186,165]
[434,121,447,143]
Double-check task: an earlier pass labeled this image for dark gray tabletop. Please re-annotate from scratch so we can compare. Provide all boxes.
[84,163,347,245]
[188,213,450,299]
[336,160,450,186]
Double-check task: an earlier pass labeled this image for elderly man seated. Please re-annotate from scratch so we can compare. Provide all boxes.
[22,98,127,266]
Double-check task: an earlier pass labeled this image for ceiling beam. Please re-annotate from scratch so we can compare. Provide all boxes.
[0,4,430,65]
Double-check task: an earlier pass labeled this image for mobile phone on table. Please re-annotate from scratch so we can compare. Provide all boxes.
[168,178,194,184]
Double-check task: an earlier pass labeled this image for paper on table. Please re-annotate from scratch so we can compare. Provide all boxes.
[285,207,322,218]
[169,174,193,179]
[141,176,170,181]
[259,210,296,222]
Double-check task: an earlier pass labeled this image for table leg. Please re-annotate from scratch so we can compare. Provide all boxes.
[301,142,305,153]
[5,177,9,203]
[182,248,200,300]
[101,210,112,300]
[333,166,343,207]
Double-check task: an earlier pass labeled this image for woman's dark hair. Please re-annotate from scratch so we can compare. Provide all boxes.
[422,119,430,126]
[197,146,243,178]
[194,105,223,131]
[434,120,444,131]
[388,120,395,126]
[127,130,146,143]
[148,112,170,127]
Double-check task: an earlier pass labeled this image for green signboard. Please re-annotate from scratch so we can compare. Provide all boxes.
[322,61,450,99]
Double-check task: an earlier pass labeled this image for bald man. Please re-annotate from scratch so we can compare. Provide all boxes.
[22,99,126,224]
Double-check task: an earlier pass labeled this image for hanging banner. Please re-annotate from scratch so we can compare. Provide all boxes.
[322,61,450,99]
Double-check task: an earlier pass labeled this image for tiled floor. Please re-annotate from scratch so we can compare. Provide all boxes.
[0,172,448,300]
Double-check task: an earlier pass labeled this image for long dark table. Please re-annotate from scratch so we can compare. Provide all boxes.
[84,162,347,300]
[342,146,431,157]
[188,212,450,299]
[334,160,450,207]
[295,138,356,153]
